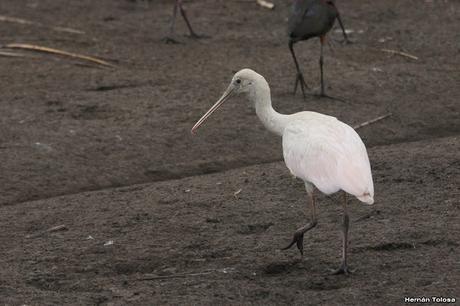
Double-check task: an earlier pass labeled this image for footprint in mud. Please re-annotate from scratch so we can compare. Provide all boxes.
[263,261,303,275]
[366,242,415,251]
[70,104,113,120]
[237,222,274,235]
[303,278,347,291]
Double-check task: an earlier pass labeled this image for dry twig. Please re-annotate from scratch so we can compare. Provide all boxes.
[139,271,214,281]
[0,15,84,34]
[256,0,275,9]
[2,43,115,68]
[139,267,236,281]
[26,224,68,238]
[380,48,418,60]
[0,51,36,58]
[353,113,392,130]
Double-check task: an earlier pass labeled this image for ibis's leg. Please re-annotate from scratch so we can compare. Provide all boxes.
[162,0,181,44]
[319,36,326,97]
[178,0,207,39]
[316,36,347,103]
[282,184,317,258]
[289,40,309,98]
[336,14,351,44]
[332,192,351,275]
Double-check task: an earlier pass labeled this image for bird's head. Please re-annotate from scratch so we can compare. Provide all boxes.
[191,69,267,134]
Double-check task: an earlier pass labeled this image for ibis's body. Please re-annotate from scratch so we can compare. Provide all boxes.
[288,0,349,97]
[192,69,374,274]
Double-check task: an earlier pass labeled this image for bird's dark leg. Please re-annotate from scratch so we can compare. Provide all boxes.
[332,192,352,275]
[282,185,317,258]
[336,14,351,44]
[315,36,347,103]
[178,0,208,39]
[319,36,325,96]
[162,0,181,44]
[289,40,309,98]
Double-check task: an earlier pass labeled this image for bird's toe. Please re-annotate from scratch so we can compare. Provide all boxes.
[188,33,210,40]
[162,36,182,44]
[330,264,353,275]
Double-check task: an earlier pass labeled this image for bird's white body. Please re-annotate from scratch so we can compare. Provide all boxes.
[282,113,374,204]
[247,70,374,204]
[192,69,375,272]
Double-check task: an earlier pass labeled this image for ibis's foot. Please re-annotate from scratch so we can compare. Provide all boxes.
[293,73,309,97]
[188,32,210,40]
[314,92,347,103]
[162,36,182,44]
[331,263,353,275]
[334,38,353,45]
[281,231,304,256]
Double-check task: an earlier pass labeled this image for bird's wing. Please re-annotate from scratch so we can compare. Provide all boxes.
[288,0,316,37]
[282,118,374,203]
[288,0,337,40]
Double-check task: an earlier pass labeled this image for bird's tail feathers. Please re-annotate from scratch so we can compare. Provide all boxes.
[357,192,374,205]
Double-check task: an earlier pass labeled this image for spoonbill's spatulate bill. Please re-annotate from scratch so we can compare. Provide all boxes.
[192,69,374,274]
[288,0,349,98]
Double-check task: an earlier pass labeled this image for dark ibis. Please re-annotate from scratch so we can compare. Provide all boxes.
[288,0,350,98]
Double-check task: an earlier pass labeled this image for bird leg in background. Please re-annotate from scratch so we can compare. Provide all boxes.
[289,40,309,97]
[319,36,326,96]
[282,190,317,258]
[178,0,207,39]
[315,36,347,103]
[332,192,351,275]
[162,0,181,44]
[162,0,206,44]
[336,14,351,44]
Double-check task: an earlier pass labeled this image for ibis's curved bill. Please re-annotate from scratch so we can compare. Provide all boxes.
[191,86,234,134]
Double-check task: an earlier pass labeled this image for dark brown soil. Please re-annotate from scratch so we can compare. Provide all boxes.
[0,0,459,304]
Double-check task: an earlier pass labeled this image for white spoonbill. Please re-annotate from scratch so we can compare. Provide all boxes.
[191,69,374,274]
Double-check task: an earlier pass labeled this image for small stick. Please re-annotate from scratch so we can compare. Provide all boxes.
[353,113,392,130]
[256,0,275,9]
[26,224,68,238]
[139,271,213,281]
[380,49,418,60]
[0,51,36,58]
[3,43,115,68]
[0,15,84,34]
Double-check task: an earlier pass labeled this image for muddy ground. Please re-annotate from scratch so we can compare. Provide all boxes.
[0,0,459,304]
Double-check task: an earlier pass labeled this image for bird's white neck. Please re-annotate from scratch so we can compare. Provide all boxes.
[250,79,288,137]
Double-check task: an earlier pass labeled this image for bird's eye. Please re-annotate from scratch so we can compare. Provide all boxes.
[235,79,241,84]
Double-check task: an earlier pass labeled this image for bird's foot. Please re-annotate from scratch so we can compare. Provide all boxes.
[188,32,210,40]
[162,36,182,44]
[293,73,309,97]
[330,263,353,275]
[281,230,304,257]
[313,92,348,103]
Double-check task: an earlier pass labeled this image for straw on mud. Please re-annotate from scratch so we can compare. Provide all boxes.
[3,43,116,68]
[353,113,392,130]
[380,49,418,60]
[139,268,236,281]
[139,271,214,281]
[0,15,84,34]
[26,224,68,238]
[0,51,36,58]
[256,0,275,9]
